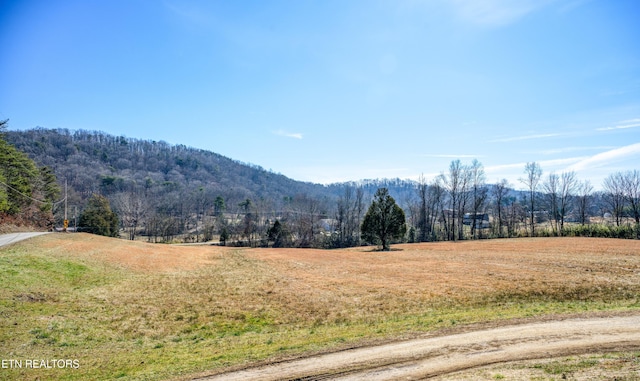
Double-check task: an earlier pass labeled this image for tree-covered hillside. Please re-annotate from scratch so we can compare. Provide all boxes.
[0,122,60,231]
[7,128,333,203]
[6,128,349,241]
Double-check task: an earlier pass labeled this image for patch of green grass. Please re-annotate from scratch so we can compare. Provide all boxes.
[534,357,600,375]
[0,247,111,293]
[526,353,640,380]
[463,352,640,380]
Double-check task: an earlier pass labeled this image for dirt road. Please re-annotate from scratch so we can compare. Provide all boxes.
[198,314,640,380]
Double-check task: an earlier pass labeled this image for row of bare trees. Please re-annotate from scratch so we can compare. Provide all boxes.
[409,161,639,242]
[602,170,640,227]
[412,159,501,242]
[107,160,639,245]
[65,156,640,245]
[109,184,335,246]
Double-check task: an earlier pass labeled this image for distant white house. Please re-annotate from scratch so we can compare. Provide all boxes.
[318,218,336,234]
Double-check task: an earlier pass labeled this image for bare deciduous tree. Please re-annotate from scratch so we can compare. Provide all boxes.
[492,178,510,238]
[558,171,578,235]
[113,189,147,240]
[603,172,626,226]
[543,172,560,235]
[334,185,364,248]
[439,161,462,241]
[520,162,542,236]
[469,159,487,239]
[417,174,429,242]
[575,180,593,226]
[507,196,525,237]
[623,170,640,225]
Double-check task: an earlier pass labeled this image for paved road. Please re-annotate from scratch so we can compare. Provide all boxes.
[0,232,50,248]
[198,314,640,381]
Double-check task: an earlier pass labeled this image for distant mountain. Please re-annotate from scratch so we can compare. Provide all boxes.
[6,128,337,206]
[7,128,424,207]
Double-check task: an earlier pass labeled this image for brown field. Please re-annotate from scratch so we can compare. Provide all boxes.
[235,238,640,327]
[2,234,640,380]
[47,235,640,323]
[33,233,230,272]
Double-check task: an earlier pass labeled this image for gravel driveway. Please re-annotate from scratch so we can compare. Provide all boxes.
[0,232,50,247]
[199,314,640,381]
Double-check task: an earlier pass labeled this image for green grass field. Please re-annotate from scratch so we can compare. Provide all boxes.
[1,234,639,380]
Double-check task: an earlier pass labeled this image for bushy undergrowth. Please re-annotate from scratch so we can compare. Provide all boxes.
[438,223,640,241]
[561,223,640,239]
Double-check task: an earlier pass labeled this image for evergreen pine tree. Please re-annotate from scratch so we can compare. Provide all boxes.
[361,188,406,251]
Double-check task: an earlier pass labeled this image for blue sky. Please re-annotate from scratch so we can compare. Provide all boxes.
[1,0,639,188]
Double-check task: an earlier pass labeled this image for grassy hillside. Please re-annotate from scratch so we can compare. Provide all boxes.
[1,234,639,380]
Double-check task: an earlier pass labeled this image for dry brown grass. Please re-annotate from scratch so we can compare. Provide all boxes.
[239,238,640,321]
[2,234,639,380]
[35,232,232,272]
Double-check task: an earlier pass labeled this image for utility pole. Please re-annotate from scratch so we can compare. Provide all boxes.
[63,180,68,232]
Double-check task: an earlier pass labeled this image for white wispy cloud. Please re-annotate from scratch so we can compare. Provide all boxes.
[164,2,214,28]
[485,157,586,174]
[448,0,553,27]
[481,157,587,188]
[488,133,562,143]
[272,130,303,139]
[595,118,640,131]
[566,143,640,171]
[531,146,615,155]
[419,154,485,158]
[557,0,593,14]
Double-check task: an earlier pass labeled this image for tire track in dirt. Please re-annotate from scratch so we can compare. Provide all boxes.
[196,314,640,381]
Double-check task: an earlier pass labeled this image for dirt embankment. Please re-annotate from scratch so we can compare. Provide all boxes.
[197,314,640,380]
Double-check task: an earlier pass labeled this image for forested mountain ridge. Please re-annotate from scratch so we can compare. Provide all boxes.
[6,128,333,204]
[6,128,423,209]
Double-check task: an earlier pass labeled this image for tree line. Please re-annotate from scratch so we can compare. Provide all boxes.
[5,128,639,244]
[409,160,639,242]
[79,158,640,247]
